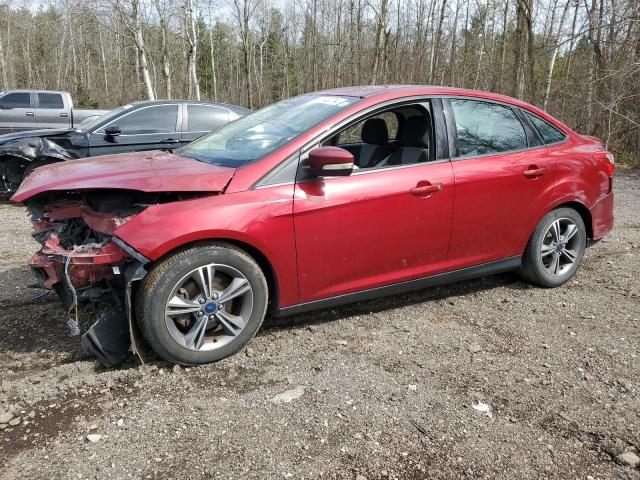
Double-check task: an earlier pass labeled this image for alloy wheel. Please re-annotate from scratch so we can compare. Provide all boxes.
[164,263,253,351]
[540,218,581,276]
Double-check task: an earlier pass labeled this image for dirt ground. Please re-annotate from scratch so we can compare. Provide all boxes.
[0,172,638,480]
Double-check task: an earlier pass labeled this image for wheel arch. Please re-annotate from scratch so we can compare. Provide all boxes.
[144,237,281,315]
[517,198,594,253]
[553,201,593,239]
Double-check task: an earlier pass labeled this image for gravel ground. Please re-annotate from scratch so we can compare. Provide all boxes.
[0,172,639,480]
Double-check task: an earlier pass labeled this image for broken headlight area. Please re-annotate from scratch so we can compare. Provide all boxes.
[27,196,147,368]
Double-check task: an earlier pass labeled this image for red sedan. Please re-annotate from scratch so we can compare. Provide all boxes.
[12,86,615,366]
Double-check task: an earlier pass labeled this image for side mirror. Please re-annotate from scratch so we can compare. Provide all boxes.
[105,125,121,137]
[309,146,354,177]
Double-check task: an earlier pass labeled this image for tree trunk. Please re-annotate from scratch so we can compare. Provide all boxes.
[525,0,535,101]
[431,0,447,83]
[160,15,172,99]
[97,22,109,93]
[0,25,9,89]
[185,0,201,100]
[497,0,508,92]
[371,0,389,84]
[234,0,254,108]
[542,0,571,110]
[449,0,460,85]
[473,5,488,89]
[209,30,217,101]
[512,0,528,99]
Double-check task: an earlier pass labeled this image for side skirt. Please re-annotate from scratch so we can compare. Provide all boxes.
[275,256,522,317]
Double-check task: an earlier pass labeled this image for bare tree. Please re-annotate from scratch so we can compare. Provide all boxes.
[153,0,173,98]
[0,22,9,89]
[370,0,390,84]
[113,0,156,100]
[184,0,201,100]
[233,0,260,108]
[542,0,571,110]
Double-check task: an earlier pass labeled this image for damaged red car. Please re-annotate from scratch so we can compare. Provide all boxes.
[12,86,615,367]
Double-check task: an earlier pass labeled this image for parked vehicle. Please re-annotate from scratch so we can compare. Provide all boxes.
[12,86,615,367]
[0,90,109,134]
[0,100,250,194]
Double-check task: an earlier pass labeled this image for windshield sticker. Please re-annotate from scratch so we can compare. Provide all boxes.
[312,96,353,107]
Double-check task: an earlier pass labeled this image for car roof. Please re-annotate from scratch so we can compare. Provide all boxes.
[316,85,531,108]
[130,100,251,114]
[2,89,67,94]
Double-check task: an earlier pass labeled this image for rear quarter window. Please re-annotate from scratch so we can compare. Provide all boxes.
[522,110,566,144]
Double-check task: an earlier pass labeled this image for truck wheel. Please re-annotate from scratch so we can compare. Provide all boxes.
[136,242,268,365]
[519,207,587,288]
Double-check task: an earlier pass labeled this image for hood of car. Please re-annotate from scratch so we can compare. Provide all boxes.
[0,128,74,145]
[11,150,236,202]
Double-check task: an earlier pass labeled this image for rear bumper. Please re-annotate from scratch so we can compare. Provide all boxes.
[590,191,614,240]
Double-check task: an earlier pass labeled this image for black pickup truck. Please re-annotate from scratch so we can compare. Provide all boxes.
[0,99,250,194]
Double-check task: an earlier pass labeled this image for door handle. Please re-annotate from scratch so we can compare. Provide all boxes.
[25,112,35,117]
[524,166,546,178]
[60,112,69,117]
[161,138,181,144]
[410,182,443,196]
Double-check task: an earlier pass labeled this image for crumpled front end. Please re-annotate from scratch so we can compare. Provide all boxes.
[0,137,75,195]
[27,197,148,367]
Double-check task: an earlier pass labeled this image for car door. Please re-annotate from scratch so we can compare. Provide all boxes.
[88,104,181,156]
[182,104,231,145]
[292,100,454,303]
[0,92,35,133]
[35,92,70,129]
[444,97,557,268]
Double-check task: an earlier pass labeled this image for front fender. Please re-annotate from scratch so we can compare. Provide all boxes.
[114,185,299,307]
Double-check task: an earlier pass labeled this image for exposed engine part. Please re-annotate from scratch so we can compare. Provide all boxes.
[25,195,151,367]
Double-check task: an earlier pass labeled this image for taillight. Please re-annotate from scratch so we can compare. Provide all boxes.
[595,152,615,177]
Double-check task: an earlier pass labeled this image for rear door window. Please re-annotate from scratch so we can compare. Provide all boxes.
[450,99,527,158]
[0,92,31,108]
[522,110,566,144]
[112,105,179,134]
[187,105,229,132]
[38,93,64,109]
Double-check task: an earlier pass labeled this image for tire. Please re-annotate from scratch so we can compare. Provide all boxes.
[519,207,587,288]
[136,242,268,365]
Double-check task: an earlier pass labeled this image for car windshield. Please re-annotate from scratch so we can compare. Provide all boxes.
[76,105,133,132]
[176,94,359,167]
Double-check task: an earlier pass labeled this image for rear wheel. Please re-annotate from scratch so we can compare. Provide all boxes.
[520,207,586,287]
[136,243,268,365]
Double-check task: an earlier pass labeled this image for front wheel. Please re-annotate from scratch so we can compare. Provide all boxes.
[520,207,587,288]
[136,243,268,365]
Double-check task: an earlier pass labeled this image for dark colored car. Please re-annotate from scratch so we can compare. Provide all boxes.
[12,86,614,368]
[0,100,250,194]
